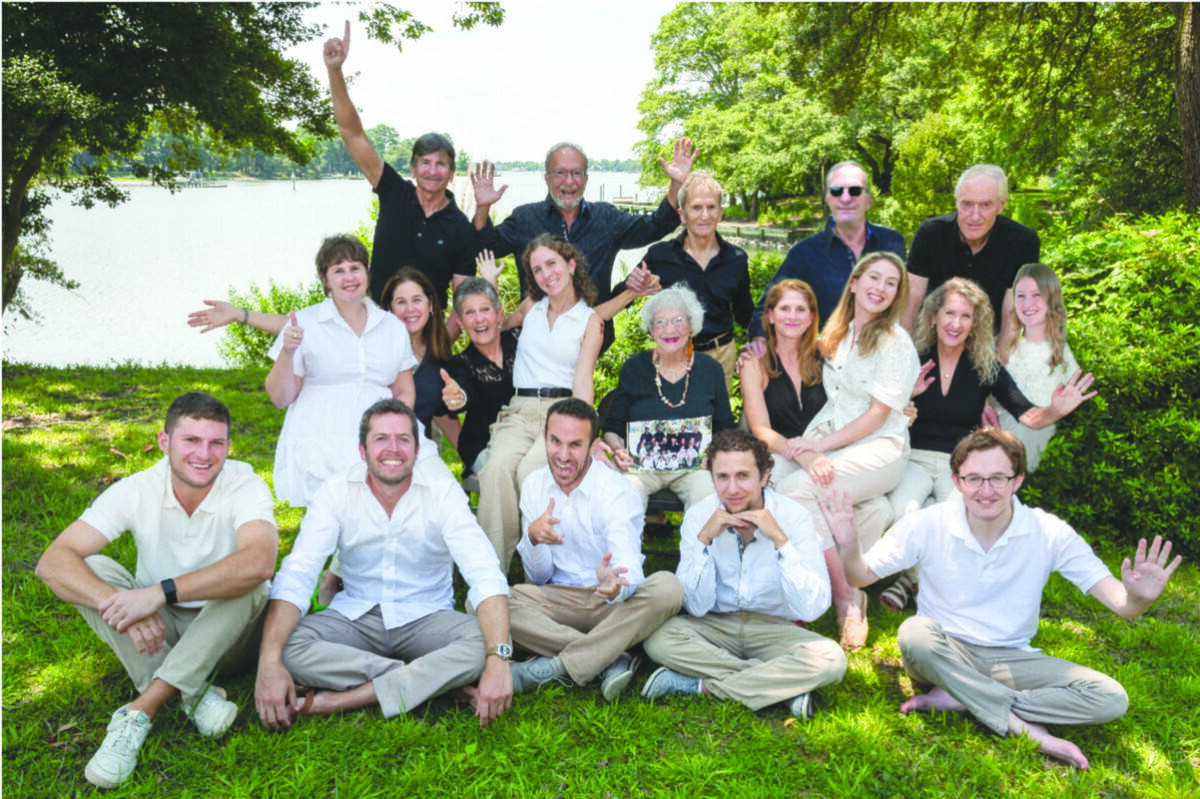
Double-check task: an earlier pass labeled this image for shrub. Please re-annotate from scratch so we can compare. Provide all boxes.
[217,280,327,367]
[1022,211,1200,556]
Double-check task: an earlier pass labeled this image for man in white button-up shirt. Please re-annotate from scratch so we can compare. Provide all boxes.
[36,392,279,789]
[254,400,514,729]
[641,430,846,720]
[832,427,1182,770]
[507,399,684,701]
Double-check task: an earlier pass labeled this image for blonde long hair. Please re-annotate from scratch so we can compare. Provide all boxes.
[914,278,999,383]
[819,251,910,358]
[999,263,1069,369]
[760,279,822,385]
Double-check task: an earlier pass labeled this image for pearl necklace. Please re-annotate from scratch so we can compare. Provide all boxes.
[654,352,693,409]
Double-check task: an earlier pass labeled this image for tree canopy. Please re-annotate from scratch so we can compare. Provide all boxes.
[1,1,503,318]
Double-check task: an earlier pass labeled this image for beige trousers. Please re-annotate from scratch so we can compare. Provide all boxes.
[888,448,954,520]
[623,468,716,513]
[770,454,894,551]
[898,615,1129,736]
[74,555,268,705]
[643,610,847,710]
[281,606,484,719]
[476,395,557,570]
[698,339,738,392]
[509,572,684,684]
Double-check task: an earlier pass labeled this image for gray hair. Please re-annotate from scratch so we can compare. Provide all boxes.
[676,170,722,209]
[641,283,705,338]
[955,164,1009,204]
[825,161,871,195]
[452,276,500,316]
[544,142,588,174]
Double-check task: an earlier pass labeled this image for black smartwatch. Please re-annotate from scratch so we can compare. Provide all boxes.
[160,578,178,606]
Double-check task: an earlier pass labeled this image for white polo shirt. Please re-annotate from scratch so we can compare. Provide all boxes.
[863,494,1112,649]
[79,457,276,608]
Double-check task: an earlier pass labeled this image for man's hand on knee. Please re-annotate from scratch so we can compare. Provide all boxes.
[125,614,166,656]
[255,659,301,729]
[100,586,166,632]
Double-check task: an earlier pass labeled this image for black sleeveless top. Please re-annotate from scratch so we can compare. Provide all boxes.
[761,354,828,438]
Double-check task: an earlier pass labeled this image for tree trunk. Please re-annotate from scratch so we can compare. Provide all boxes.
[2,118,66,313]
[1178,3,1200,215]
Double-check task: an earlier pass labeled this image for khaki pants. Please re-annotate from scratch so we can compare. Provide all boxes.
[74,555,267,705]
[509,572,684,684]
[643,610,847,710]
[888,449,954,520]
[770,454,893,551]
[778,435,908,548]
[476,396,557,570]
[898,615,1128,736]
[698,339,738,392]
[623,469,715,513]
[281,606,484,719]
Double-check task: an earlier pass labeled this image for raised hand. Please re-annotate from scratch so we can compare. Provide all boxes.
[323,20,351,69]
[283,311,303,354]
[187,299,239,333]
[819,488,858,552]
[475,249,502,285]
[471,161,508,208]
[659,137,699,184]
[912,359,936,397]
[441,368,467,412]
[1050,369,1098,417]
[1121,536,1182,606]
[595,552,631,600]
[527,498,563,546]
[626,261,661,296]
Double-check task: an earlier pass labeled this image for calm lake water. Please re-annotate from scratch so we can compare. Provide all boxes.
[3,171,652,367]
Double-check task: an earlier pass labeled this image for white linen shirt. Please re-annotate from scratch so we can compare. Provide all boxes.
[676,489,831,622]
[806,321,919,442]
[863,494,1112,650]
[511,298,594,389]
[79,457,275,609]
[516,461,646,603]
[270,459,508,627]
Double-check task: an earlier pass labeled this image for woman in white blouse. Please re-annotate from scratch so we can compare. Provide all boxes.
[778,251,920,650]
[264,235,416,507]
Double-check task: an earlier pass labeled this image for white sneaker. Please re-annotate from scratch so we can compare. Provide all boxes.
[185,686,238,738]
[84,706,153,788]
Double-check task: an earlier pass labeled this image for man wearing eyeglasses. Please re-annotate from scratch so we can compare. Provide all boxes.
[902,164,1040,338]
[469,140,698,349]
[745,161,905,355]
[827,427,1182,770]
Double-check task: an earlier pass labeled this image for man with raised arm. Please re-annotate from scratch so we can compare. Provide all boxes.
[36,392,279,789]
[254,399,513,730]
[745,160,904,355]
[470,139,697,349]
[828,427,1181,769]
[902,164,1039,338]
[505,398,684,701]
[640,430,846,721]
[324,21,477,319]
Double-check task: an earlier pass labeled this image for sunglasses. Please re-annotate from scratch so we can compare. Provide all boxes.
[829,185,865,197]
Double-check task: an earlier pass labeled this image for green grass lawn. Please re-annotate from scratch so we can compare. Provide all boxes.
[3,364,1198,798]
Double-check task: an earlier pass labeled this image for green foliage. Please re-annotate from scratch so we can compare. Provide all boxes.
[217,281,328,368]
[1021,212,1200,556]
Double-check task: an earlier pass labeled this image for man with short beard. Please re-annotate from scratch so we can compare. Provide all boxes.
[36,392,279,788]
[254,399,514,730]
[506,398,684,701]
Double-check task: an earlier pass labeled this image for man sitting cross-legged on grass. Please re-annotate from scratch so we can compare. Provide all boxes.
[508,398,684,701]
[255,399,514,730]
[828,427,1182,769]
[641,430,847,720]
[35,392,279,789]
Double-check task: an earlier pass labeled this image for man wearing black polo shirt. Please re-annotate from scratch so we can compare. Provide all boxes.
[324,22,476,331]
[903,164,1040,339]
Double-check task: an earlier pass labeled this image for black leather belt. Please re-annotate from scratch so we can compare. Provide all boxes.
[693,330,734,351]
[515,387,573,398]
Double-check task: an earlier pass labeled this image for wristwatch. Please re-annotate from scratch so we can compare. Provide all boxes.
[486,643,513,661]
[160,578,178,606]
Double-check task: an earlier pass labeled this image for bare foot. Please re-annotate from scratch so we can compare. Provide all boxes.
[1010,716,1090,769]
[304,690,344,715]
[900,686,966,714]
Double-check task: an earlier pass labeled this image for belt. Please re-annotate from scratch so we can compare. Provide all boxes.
[693,330,734,351]
[515,387,573,398]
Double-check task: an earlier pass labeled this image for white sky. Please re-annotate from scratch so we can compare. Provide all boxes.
[290,0,680,162]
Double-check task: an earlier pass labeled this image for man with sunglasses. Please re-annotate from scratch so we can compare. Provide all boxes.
[745,161,905,355]
[827,427,1182,770]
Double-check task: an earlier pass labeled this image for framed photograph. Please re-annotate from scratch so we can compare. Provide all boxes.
[628,416,712,473]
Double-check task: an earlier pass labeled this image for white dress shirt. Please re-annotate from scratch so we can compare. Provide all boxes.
[271,459,508,628]
[80,458,275,609]
[863,494,1112,649]
[516,460,646,602]
[676,489,831,622]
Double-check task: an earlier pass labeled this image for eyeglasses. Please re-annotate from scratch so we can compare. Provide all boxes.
[829,185,865,197]
[651,316,688,330]
[957,473,1015,490]
[550,169,585,181]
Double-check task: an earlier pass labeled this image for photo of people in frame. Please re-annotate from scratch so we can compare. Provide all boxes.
[628,416,712,473]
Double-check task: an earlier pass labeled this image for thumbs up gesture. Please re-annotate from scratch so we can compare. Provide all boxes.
[283,312,303,354]
[441,368,467,412]
[528,498,563,546]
